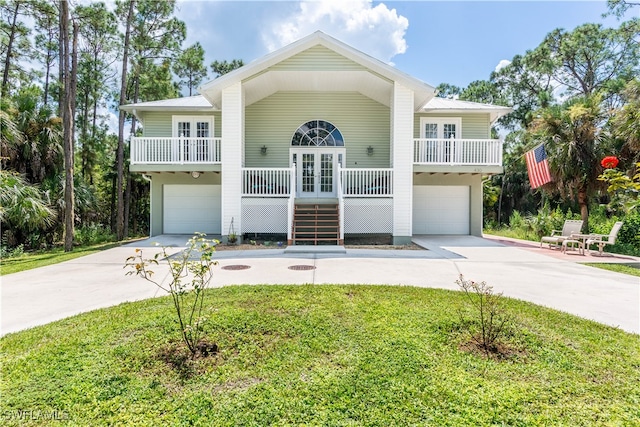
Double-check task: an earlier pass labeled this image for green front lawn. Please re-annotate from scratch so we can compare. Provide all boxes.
[0,242,128,275]
[584,263,640,277]
[2,285,639,426]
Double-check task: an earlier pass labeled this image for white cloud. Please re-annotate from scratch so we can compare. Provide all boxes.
[263,0,409,64]
[494,59,511,73]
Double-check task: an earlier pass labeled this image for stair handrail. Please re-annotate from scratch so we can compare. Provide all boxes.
[337,162,344,244]
[287,162,296,244]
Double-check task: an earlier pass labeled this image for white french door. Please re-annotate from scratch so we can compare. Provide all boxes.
[291,149,344,198]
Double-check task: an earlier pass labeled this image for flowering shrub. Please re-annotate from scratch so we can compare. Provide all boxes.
[601,156,619,169]
[125,233,218,357]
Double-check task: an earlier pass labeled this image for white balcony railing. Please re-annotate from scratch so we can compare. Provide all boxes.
[341,168,393,196]
[414,138,502,166]
[242,167,293,196]
[130,137,221,164]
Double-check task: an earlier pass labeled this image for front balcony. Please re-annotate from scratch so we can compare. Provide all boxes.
[413,138,502,166]
[130,137,222,165]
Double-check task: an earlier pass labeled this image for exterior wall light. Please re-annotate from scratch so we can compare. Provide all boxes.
[261,145,268,155]
[191,171,200,179]
[367,146,374,156]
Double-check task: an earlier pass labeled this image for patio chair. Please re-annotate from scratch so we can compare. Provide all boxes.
[540,220,584,249]
[584,221,623,256]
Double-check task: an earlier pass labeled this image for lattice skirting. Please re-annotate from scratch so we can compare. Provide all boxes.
[241,198,288,233]
[344,198,393,234]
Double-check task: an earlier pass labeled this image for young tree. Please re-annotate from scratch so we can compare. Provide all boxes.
[115,0,185,240]
[174,42,207,96]
[75,2,118,184]
[1,0,33,96]
[32,0,58,105]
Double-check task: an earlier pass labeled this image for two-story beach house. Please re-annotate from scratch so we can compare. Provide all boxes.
[120,31,511,245]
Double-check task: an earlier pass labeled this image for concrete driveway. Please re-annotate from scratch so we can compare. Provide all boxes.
[2,235,638,336]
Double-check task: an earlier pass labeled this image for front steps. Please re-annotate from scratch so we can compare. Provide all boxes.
[290,203,342,245]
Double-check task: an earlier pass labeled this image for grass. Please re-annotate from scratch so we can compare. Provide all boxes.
[584,263,640,277]
[0,241,127,275]
[2,285,639,426]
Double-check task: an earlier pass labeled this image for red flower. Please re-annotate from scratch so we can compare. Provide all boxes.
[601,156,619,169]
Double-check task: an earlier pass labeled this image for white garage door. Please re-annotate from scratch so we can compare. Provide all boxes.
[163,185,221,234]
[413,186,470,234]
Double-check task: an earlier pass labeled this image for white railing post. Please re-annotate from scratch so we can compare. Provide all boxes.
[179,134,184,164]
[337,163,344,243]
[287,163,296,244]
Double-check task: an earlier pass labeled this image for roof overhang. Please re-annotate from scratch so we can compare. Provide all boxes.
[421,98,513,124]
[199,31,435,111]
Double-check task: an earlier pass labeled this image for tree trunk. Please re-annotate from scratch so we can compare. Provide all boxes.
[2,1,21,96]
[123,170,131,239]
[116,0,135,241]
[61,1,77,252]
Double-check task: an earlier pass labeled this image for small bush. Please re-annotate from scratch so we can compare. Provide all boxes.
[74,223,115,246]
[456,275,512,356]
[125,233,219,358]
[0,244,24,259]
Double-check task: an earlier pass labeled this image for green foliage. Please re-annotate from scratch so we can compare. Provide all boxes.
[0,243,24,259]
[210,59,244,77]
[2,286,639,425]
[174,42,208,96]
[0,170,55,248]
[125,234,219,357]
[74,223,115,246]
[455,275,511,355]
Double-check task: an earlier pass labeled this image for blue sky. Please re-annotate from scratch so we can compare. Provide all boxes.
[174,0,628,90]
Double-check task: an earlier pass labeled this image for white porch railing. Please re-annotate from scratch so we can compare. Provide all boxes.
[341,168,393,196]
[130,137,221,164]
[413,138,502,165]
[287,163,296,243]
[337,163,345,242]
[242,167,293,196]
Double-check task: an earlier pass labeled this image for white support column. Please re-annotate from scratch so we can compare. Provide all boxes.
[221,82,244,241]
[391,82,415,245]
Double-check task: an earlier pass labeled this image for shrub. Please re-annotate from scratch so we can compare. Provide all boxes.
[125,233,219,358]
[74,223,115,246]
[456,275,511,355]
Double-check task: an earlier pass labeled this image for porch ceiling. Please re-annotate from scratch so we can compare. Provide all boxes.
[237,70,395,108]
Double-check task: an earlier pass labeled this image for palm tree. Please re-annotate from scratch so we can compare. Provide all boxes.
[612,78,640,155]
[0,170,56,247]
[530,95,605,232]
[1,89,63,184]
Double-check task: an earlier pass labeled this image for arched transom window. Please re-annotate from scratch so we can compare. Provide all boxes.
[291,120,344,147]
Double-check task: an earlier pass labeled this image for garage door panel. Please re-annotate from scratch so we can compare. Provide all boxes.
[413,186,470,235]
[164,185,221,234]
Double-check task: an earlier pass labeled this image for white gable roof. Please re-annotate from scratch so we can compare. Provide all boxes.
[422,97,512,123]
[199,31,436,111]
[120,95,216,113]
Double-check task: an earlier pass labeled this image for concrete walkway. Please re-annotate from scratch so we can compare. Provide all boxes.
[2,235,638,336]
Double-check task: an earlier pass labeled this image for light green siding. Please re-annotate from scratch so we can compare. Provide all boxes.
[141,112,221,137]
[245,92,390,168]
[270,45,367,72]
[141,112,172,137]
[413,113,490,139]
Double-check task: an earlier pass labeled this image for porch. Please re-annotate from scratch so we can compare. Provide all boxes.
[240,167,393,245]
[130,137,502,167]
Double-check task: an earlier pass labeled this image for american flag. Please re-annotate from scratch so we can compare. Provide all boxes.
[525,144,552,189]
